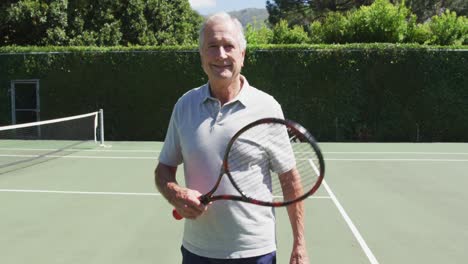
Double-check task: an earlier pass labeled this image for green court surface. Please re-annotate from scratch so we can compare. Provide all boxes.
[1,140,468,263]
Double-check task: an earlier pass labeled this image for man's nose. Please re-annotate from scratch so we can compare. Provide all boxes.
[216,47,228,58]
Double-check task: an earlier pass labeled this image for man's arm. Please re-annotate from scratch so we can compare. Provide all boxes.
[280,168,310,264]
[154,162,206,219]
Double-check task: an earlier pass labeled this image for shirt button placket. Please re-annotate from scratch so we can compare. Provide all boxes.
[214,101,222,124]
[210,100,221,132]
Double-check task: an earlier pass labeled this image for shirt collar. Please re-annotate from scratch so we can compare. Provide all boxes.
[201,75,252,107]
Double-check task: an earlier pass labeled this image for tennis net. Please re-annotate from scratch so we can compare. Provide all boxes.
[0,109,105,145]
[0,110,105,174]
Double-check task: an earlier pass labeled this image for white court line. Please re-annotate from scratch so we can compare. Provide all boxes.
[0,148,160,153]
[308,159,379,264]
[2,153,468,162]
[325,151,468,155]
[0,189,161,196]
[323,180,379,264]
[0,154,155,160]
[2,147,468,155]
[0,189,331,200]
[327,158,468,162]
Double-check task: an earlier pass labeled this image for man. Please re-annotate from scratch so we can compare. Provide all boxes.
[155,12,309,264]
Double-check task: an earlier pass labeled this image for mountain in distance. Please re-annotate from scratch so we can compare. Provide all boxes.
[200,8,269,28]
[198,8,269,28]
[228,8,269,28]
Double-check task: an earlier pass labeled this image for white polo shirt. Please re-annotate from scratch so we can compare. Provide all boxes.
[159,77,287,259]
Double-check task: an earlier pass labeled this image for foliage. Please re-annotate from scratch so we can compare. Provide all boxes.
[257,0,468,45]
[267,0,467,26]
[2,0,466,47]
[347,0,414,43]
[310,12,351,44]
[1,0,68,45]
[307,21,324,43]
[271,20,310,44]
[267,0,312,26]
[2,43,467,53]
[406,22,432,44]
[427,9,467,45]
[1,44,467,141]
[245,23,273,45]
[402,0,467,23]
[245,20,310,45]
[266,0,373,26]
[0,0,203,46]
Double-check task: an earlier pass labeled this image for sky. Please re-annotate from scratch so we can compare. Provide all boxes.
[189,0,268,15]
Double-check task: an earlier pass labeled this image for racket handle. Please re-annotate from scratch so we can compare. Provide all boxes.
[172,209,183,220]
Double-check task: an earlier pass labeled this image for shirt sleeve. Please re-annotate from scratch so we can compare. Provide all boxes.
[268,102,296,174]
[158,105,183,166]
[268,124,296,174]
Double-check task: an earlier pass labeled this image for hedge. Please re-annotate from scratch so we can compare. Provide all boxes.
[1,44,467,142]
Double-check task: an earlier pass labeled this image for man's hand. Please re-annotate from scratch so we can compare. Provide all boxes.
[172,188,208,219]
[290,242,309,264]
[155,163,208,219]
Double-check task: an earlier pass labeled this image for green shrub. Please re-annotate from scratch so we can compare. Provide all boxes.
[428,10,467,45]
[406,22,432,44]
[348,0,412,43]
[245,23,273,45]
[241,0,468,46]
[272,20,310,44]
[319,12,351,44]
[307,21,324,44]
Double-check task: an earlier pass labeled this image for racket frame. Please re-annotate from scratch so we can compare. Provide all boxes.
[198,117,325,207]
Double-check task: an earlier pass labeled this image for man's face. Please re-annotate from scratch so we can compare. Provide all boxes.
[200,20,245,82]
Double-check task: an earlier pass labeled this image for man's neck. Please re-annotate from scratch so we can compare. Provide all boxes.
[209,76,244,106]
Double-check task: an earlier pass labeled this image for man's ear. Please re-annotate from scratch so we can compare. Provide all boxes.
[241,50,246,67]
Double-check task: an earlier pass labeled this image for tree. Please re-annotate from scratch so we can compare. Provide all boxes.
[266,0,467,26]
[0,0,203,46]
[119,0,202,46]
[0,1,20,44]
[66,0,123,46]
[1,0,69,45]
[402,0,467,22]
[266,0,373,26]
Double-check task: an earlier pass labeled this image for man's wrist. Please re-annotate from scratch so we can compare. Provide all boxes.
[165,182,181,205]
[293,236,306,247]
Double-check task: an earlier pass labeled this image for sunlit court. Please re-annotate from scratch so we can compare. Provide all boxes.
[1,126,467,263]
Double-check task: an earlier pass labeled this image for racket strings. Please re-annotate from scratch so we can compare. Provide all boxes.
[226,122,322,204]
[272,143,320,202]
[227,124,276,201]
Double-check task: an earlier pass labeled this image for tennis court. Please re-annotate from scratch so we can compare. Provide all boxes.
[1,130,467,263]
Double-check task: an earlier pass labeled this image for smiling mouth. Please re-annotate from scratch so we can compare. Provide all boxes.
[212,64,232,71]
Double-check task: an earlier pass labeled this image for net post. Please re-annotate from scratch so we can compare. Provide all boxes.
[99,109,105,146]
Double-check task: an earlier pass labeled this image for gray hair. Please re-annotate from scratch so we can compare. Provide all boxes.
[198,12,247,52]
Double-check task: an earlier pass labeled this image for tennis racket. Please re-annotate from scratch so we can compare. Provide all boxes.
[172,117,325,220]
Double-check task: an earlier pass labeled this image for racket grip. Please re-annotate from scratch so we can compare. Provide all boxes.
[172,209,183,220]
